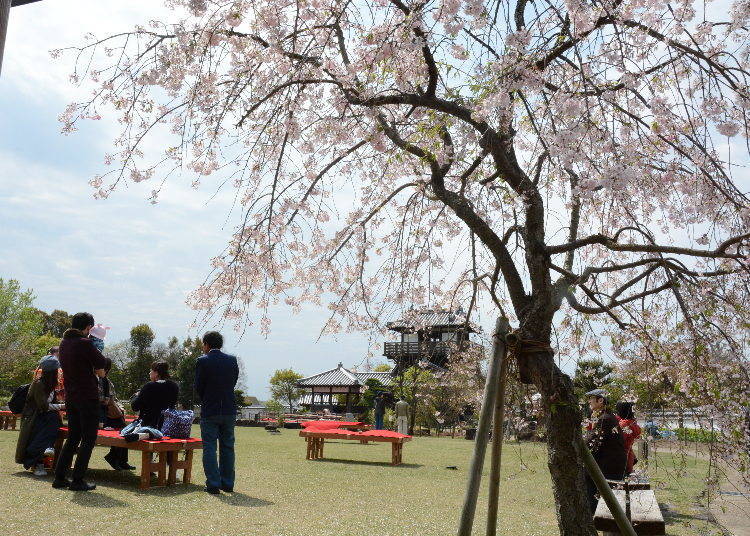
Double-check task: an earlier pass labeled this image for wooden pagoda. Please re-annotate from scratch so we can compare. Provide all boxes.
[383,308,476,373]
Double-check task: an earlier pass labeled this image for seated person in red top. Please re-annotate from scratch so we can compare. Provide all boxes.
[131,361,179,429]
[615,401,642,476]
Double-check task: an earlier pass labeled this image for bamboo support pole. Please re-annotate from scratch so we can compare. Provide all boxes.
[580,437,638,536]
[0,0,10,76]
[457,317,510,536]
[485,333,510,536]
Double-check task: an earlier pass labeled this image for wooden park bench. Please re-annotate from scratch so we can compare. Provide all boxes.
[299,429,411,466]
[54,428,203,490]
[594,479,665,535]
[0,410,19,430]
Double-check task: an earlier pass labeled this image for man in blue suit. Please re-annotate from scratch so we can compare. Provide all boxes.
[195,331,240,494]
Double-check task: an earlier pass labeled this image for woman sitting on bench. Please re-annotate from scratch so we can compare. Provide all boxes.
[15,358,65,476]
[129,361,179,434]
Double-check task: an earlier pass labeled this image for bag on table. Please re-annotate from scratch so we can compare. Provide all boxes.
[160,409,194,439]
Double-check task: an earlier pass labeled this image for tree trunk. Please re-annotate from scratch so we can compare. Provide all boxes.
[524,335,597,535]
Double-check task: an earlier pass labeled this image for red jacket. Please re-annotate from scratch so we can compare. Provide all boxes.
[617,417,642,474]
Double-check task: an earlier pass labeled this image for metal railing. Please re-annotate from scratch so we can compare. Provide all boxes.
[382,341,450,358]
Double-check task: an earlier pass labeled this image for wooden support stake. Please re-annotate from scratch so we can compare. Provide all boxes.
[486,333,510,536]
[580,437,638,536]
[457,317,510,536]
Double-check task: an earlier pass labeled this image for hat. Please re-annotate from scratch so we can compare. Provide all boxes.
[89,324,110,340]
[585,388,609,399]
[39,356,60,372]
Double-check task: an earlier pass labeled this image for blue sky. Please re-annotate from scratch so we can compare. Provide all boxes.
[0,0,385,398]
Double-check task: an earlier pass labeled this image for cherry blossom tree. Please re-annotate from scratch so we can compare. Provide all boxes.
[58,0,750,533]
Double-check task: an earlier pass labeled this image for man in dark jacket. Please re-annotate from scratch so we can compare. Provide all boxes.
[53,312,106,491]
[195,331,240,494]
[584,388,627,513]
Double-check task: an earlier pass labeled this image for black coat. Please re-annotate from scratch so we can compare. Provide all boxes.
[586,411,627,478]
[131,380,178,428]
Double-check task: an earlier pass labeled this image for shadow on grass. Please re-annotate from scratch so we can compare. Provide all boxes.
[216,491,274,507]
[312,458,423,469]
[13,468,206,498]
[69,490,129,508]
[11,471,130,507]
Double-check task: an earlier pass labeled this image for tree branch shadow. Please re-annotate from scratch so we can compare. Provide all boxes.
[312,458,423,469]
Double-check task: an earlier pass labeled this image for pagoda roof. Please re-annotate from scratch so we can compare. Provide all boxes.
[386,308,476,332]
[298,362,393,387]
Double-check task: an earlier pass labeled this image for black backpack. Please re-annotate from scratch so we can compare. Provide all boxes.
[8,383,30,414]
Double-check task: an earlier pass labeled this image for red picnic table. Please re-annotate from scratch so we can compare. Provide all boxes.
[54,428,203,490]
[299,428,411,465]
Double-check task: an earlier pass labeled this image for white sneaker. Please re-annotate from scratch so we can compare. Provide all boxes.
[43,448,54,457]
[33,464,47,477]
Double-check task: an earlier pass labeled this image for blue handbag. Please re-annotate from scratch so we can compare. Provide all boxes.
[160,409,194,439]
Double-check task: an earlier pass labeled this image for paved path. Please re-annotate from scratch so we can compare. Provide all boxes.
[711,465,750,536]
[651,441,749,535]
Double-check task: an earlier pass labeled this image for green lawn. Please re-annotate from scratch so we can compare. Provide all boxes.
[0,427,723,535]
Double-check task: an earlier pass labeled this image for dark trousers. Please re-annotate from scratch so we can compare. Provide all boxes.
[585,470,624,514]
[24,411,62,467]
[103,414,128,466]
[54,399,99,481]
[106,446,129,466]
[200,414,236,490]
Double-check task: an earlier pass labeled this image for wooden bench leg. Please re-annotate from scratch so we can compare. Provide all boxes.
[157,452,167,487]
[140,451,167,489]
[183,450,194,485]
[140,452,151,490]
[165,450,194,485]
[167,452,177,485]
[305,438,311,460]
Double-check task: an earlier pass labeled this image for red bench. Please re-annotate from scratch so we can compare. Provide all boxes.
[0,411,19,430]
[300,420,372,432]
[299,429,411,465]
[54,428,203,490]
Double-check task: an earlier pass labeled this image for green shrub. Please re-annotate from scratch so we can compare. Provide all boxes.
[675,427,718,443]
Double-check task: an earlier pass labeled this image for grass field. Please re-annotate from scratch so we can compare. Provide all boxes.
[0,426,725,536]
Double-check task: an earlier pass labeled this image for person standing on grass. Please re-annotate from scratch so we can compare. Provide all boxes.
[374,392,386,430]
[395,399,409,435]
[52,312,106,492]
[195,331,239,495]
[583,389,626,514]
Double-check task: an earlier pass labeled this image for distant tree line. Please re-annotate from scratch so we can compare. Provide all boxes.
[0,278,245,408]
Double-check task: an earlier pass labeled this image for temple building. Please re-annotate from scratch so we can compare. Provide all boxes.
[382,308,476,373]
[297,363,392,414]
